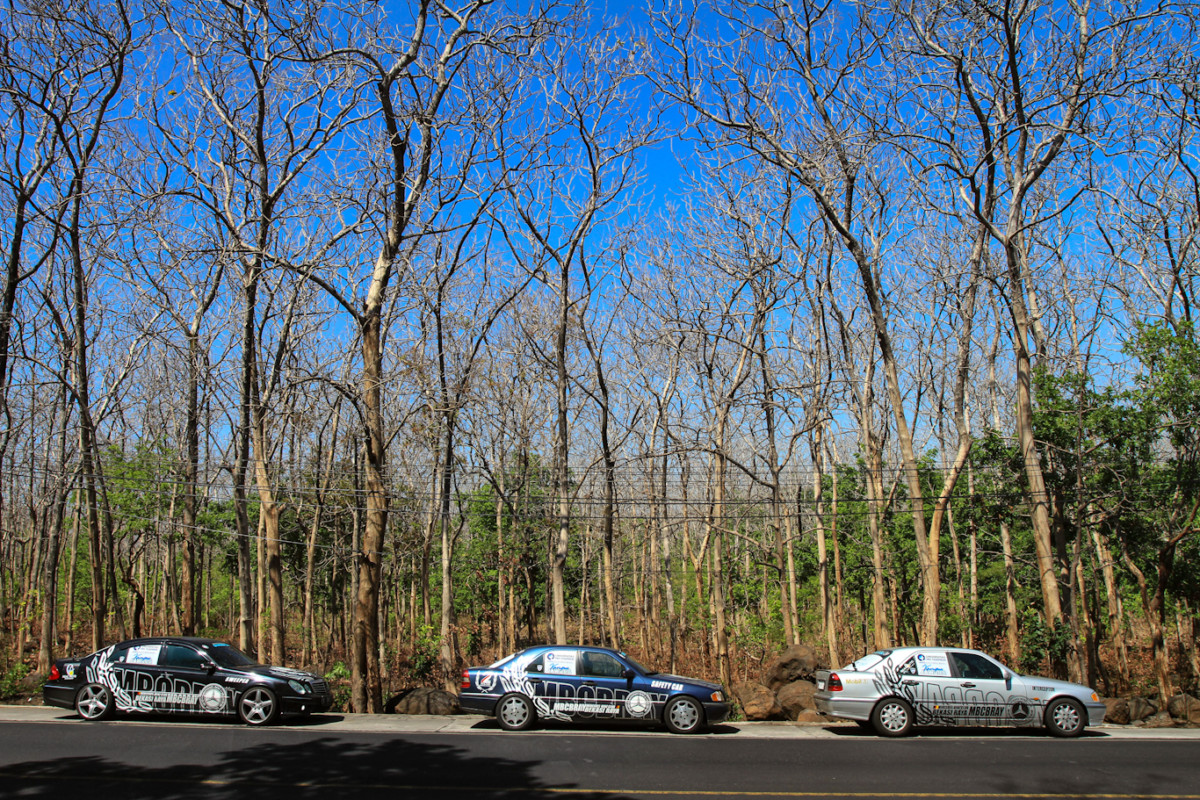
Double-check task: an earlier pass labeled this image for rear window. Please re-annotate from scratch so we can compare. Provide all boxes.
[843,651,890,671]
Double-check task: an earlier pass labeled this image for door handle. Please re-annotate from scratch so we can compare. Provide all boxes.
[961,682,977,688]
[528,678,541,684]
[583,681,596,687]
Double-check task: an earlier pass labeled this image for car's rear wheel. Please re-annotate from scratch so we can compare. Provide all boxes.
[1044,697,1085,738]
[871,697,914,737]
[664,696,705,734]
[76,683,114,721]
[238,686,280,726]
[495,693,535,731]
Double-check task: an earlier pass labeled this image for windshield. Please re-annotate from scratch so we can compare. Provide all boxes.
[843,651,890,671]
[620,653,652,675]
[203,643,257,668]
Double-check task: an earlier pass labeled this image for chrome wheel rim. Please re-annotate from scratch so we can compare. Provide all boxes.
[240,688,275,725]
[669,700,700,732]
[1052,702,1081,733]
[879,702,909,733]
[499,696,530,728]
[77,685,110,719]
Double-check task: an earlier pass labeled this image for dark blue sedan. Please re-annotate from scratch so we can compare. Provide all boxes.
[459,645,730,733]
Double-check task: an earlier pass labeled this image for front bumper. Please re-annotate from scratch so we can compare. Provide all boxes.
[704,701,732,725]
[1086,702,1106,727]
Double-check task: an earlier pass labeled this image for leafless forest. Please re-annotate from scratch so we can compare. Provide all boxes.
[2,0,1200,711]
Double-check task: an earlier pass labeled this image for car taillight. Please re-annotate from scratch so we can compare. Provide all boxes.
[461,670,471,689]
[828,673,843,692]
[49,664,60,681]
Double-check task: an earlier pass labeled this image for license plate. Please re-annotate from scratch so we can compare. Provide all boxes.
[817,679,825,689]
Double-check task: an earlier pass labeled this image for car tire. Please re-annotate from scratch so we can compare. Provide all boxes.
[663,696,705,734]
[76,683,115,721]
[237,686,280,726]
[1044,697,1085,738]
[495,693,536,731]
[871,697,914,737]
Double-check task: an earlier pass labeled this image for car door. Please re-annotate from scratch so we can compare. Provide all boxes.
[891,650,966,726]
[576,650,629,720]
[113,641,168,714]
[948,651,1029,726]
[524,649,581,720]
[159,642,229,715]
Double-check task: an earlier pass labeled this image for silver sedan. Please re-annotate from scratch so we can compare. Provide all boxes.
[814,647,1106,737]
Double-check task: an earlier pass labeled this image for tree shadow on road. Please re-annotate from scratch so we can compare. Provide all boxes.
[0,733,639,799]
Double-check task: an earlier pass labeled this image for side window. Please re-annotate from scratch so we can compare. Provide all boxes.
[525,654,544,673]
[895,657,918,677]
[580,651,625,678]
[950,652,1003,680]
[162,644,208,669]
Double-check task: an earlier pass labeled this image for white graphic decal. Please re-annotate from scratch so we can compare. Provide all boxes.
[64,664,77,680]
[477,672,498,692]
[224,676,250,685]
[625,690,652,717]
[652,680,684,692]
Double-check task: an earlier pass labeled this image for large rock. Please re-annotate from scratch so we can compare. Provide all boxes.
[733,681,784,721]
[793,709,826,724]
[1167,694,1200,724]
[1102,698,1130,725]
[1139,711,1177,729]
[386,687,460,715]
[777,680,819,721]
[1127,696,1157,722]
[763,645,821,691]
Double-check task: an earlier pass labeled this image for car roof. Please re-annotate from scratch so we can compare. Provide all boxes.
[110,636,230,648]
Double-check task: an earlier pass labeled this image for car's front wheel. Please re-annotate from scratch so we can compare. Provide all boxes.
[495,693,536,731]
[76,683,114,721]
[664,696,705,734]
[871,697,914,737]
[238,686,280,726]
[1044,697,1085,738]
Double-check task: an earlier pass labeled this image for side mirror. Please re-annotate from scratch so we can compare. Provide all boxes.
[1004,671,1013,691]
[204,660,217,674]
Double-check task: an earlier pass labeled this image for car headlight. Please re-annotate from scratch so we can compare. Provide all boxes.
[711,691,725,702]
[288,680,311,695]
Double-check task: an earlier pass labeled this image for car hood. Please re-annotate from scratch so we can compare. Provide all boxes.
[648,673,723,692]
[1015,675,1097,700]
[238,664,323,682]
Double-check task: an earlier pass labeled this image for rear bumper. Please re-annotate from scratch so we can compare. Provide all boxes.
[458,692,498,716]
[814,694,873,722]
[43,683,79,711]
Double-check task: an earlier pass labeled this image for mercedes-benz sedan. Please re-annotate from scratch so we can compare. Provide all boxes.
[814,646,1105,737]
[460,645,730,734]
[43,636,332,725]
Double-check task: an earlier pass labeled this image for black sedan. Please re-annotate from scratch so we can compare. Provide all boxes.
[43,636,333,725]
[460,645,730,734]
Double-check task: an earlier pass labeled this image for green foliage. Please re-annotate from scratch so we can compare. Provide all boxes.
[1018,611,1074,675]
[323,662,352,711]
[408,625,441,683]
[0,663,29,700]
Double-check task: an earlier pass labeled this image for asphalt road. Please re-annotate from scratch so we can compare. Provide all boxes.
[2,707,1199,800]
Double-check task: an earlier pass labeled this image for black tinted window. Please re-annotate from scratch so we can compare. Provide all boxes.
[162,644,208,669]
[951,652,1003,680]
[580,651,625,678]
